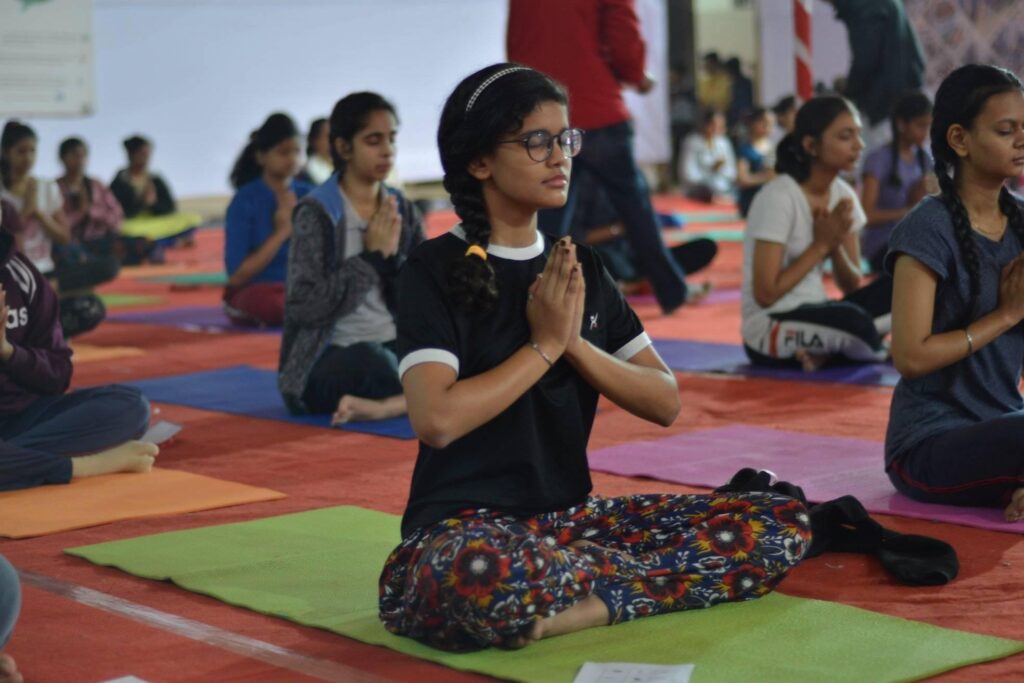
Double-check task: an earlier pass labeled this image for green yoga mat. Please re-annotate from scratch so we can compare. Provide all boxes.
[140,272,227,286]
[98,293,165,308]
[121,213,202,240]
[67,506,1023,683]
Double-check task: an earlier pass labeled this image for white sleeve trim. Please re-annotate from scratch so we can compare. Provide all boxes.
[613,332,652,361]
[398,348,459,379]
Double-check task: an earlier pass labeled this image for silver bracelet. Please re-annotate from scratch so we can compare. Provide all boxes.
[965,328,974,356]
[529,342,555,368]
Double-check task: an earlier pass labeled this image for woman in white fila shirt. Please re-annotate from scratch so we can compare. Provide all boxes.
[741,95,893,372]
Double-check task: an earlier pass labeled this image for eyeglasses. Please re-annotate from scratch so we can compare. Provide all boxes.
[497,128,584,162]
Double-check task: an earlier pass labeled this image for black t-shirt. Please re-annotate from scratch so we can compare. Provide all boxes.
[397,226,649,537]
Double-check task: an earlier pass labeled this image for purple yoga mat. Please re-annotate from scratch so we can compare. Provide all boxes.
[588,424,1022,534]
[109,306,279,334]
[651,339,901,387]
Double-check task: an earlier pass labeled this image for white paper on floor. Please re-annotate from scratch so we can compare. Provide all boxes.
[573,662,695,683]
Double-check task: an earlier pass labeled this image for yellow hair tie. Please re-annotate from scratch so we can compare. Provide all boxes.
[465,244,488,261]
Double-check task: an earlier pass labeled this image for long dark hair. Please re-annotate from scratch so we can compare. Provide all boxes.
[1,120,37,188]
[886,91,932,188]
[931,64,1024,321]
[306,117,328,158]
[229,112,299,189]
[438,63,568,315]
[775,95,856,182]
[329,92,398,176]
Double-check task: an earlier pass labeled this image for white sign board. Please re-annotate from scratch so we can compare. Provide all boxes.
[0,0,95,117]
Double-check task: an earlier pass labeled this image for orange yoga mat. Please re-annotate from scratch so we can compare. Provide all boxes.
[70,343,146,364]
[0,468,286,539]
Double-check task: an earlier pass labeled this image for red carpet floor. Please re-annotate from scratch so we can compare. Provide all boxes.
[2,208,1021,682]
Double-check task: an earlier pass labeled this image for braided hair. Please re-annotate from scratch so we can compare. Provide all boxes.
[437,63,568,315]
[930,64,1024,321]
[886,92,932,188]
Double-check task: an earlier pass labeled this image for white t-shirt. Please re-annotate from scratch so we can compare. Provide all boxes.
[740,174,867,345]
[680,133,736,195]
[1,178,62,274]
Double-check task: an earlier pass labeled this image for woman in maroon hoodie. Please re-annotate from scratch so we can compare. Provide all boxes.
[0,199,157,491]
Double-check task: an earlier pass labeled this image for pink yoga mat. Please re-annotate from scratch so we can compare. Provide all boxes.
[588,424,1022,534]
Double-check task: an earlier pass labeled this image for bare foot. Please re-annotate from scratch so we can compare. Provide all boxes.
[504,595,610,649]
[1004,488,1024,522]
[331,394,406,425]
[684,281,713,306]
[71,441,159,479]
[0,653,23,683]
[794,349,829,373]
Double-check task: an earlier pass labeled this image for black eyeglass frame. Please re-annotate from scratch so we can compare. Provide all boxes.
[496,128,584,162]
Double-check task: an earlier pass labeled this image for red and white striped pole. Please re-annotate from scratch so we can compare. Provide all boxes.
[794,0,813,101]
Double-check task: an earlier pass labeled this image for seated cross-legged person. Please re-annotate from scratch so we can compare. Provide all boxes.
[0,202,157,492]
[223,113,310,327]
[378,64,809,652]
[278,93,424,424]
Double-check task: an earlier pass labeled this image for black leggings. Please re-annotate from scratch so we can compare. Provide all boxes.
[302,341,403,414]
[888,414,1024,508]
[745,276,892,367]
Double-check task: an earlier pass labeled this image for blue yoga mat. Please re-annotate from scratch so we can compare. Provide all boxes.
[108,306,279,334]
[126,365,416,440]
[651,339,900,387]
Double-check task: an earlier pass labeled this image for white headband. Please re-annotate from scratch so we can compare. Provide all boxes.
[465,67,530,112]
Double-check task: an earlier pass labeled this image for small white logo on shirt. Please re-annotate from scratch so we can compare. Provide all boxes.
[589,313,599,330]
[5,259,36,304]
[6,307,27,329]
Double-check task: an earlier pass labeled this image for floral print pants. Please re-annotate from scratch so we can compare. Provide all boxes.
[379,491,811,651]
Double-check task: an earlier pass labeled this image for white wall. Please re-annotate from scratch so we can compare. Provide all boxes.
[624,0,671,165]
[757,0,850,106]
[22,0,508,196]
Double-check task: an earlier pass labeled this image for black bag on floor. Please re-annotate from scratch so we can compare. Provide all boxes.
[715,468,959,586]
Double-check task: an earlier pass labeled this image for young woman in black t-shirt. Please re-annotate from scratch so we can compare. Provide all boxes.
[378,64,811,652]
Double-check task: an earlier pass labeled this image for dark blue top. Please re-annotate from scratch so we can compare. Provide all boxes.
[883,195,1024,467]
[736,142,766,217]
[225,177,313,284]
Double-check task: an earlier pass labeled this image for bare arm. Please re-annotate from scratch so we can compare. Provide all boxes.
[566,343,679,427]
[752,239,829,308]
[403,241,582,448]
[890,254,1024,379]
[754,198,856,307]
[402,347,553,449]
[830,230,863,295]
[36,208,70,245]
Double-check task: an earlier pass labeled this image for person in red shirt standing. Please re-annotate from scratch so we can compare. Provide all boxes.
[508,0,692,313]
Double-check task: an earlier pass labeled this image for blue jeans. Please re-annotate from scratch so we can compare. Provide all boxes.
[0,385,151,491]
[539,120,688,312]
[302,341,402,414]
[0,555,20,649]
